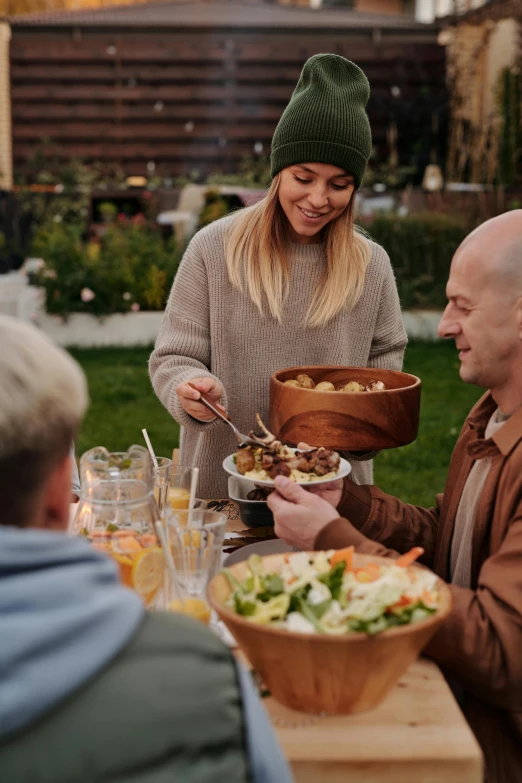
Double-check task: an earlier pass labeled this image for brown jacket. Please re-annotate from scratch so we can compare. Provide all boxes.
[316,392,522,783]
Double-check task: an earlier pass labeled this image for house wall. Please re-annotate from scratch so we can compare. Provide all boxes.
[281,0,409,11]
[416,0,488,23]
[483,17,519,118]
[443,3,521,183]
[9,25,445,178]
[0,21,12,190]
[356,0,406,15]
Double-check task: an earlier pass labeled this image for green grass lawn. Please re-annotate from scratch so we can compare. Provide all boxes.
[71,341,481,508]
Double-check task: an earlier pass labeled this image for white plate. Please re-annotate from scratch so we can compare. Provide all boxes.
[222,453,351,487]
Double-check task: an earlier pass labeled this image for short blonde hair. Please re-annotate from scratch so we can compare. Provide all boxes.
[0,315,88,525]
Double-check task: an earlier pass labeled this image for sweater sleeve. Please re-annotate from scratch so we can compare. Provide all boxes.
[367,246,407,371]
[149,230,228,433]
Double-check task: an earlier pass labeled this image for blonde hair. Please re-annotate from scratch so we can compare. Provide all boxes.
[0,315,88,525]
[225,174,371,327]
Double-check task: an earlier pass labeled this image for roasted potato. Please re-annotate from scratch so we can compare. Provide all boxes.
[283,379,301,388]
[315,381,335,392]
[368,380,386,392]
[296,373,315,389]
[235,448,255,475]
[343,381,365,393]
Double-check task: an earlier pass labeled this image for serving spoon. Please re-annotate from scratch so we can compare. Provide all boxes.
[187,382,268,449]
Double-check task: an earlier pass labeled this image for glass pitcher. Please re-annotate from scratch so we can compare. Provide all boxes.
[73,445,164,607]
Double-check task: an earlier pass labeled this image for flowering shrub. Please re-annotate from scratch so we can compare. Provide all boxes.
[32,221,181,318]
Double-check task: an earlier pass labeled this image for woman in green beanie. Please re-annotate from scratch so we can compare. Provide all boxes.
[150,53,407,499]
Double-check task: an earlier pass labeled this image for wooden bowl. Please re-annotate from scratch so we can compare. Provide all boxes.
[269,365,421,451]
[208,552,452,715]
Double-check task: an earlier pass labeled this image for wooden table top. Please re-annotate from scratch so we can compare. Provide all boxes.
[237,650,483,783]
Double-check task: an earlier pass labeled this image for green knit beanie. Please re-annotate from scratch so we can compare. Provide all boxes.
[270,53,372,189]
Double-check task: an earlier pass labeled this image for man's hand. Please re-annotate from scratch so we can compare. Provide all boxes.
[176,377,225,422]
[295,442,343,507]
[267,476,340,550]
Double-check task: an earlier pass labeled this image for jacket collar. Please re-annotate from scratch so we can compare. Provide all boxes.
[466,392,522,458]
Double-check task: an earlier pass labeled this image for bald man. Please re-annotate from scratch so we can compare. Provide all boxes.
[267,211,522,783]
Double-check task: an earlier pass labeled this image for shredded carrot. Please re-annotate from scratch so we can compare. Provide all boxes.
[387,595,414,614]
[330,546,354,572]
[421,589,436,608]
[395,547,424,568]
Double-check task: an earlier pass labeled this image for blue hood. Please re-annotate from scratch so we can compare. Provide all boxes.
[0,526,144,739]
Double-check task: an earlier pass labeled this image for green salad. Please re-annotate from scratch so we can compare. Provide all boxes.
[223,549,439,636]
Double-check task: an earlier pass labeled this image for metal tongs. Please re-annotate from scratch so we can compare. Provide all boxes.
[187,382,267,449]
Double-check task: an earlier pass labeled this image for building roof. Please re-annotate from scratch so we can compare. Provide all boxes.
[10,0,440,31]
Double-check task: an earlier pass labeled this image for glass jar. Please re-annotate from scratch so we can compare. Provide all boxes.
[73,445,164,607]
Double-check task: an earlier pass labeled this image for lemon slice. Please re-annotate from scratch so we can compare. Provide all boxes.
[131,547,164,597]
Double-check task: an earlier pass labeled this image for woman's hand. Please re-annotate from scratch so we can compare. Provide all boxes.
[176,377,226,422]
[267,476,340,550]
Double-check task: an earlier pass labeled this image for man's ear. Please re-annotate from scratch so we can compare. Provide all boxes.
[42,453,72,531]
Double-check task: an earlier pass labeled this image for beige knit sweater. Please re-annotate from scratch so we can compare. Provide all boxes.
[149,214,408,499]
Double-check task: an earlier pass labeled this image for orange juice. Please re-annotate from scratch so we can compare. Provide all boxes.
[168,487,191,510]
[168,597,211,625]
[87,528,164,607]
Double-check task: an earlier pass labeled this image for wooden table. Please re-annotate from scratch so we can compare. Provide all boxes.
[220,503,483,783]
[240,653,483,783]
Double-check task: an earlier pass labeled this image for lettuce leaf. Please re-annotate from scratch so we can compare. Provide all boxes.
[317,561,345,600]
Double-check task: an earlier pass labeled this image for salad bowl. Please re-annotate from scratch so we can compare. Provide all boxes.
[208,551,452,715]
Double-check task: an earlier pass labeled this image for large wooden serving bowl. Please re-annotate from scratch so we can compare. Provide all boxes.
[208,552,452,715]
[269,365,421,451]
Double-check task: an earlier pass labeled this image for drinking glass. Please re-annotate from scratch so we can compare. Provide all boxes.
[153,457,172,521]
[164,498,206,529]
[165,466,193,512]
[166,510,226,597]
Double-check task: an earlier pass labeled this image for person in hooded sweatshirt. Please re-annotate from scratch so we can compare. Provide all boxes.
[0,314,293,783]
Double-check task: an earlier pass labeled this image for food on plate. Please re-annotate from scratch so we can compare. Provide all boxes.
[235,414,340,482]
[283,374,387,392]
[223,549,439,636]
[246,486,275,501]
[235,448,256,475]
[296,373,315,389]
